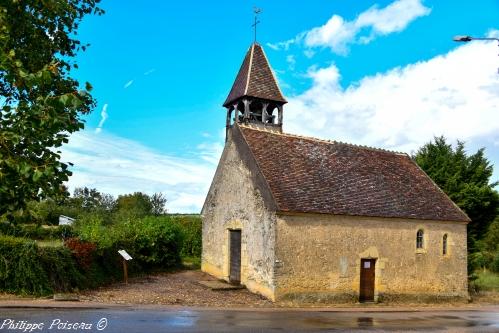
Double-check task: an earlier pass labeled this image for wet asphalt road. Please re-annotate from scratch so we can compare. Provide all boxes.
[0,308,498,333]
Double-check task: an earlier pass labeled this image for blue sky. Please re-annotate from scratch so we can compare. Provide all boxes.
[62,0,499,212]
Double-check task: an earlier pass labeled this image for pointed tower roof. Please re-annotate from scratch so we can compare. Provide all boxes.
[223,43,287,107]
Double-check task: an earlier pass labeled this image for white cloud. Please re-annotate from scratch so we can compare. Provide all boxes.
[304,49,315,58]
[269,0,430,55]
[124,80,134,89]
[61,131,221,213]
[305,14,356,54]
[305,0,430,53]
[285,38,499,154]
[488,29,499,39]
[143,68,156,76]
[196,142,224,165]
[266,35,304,51]
[286,55,296,70]
[95,103,108,134]
[356,0,431,35]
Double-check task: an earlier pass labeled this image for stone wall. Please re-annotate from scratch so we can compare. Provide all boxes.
[201,136,277,300]
[274,213,468,303]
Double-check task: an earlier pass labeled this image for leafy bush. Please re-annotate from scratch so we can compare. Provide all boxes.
[0,235,82,295]
[491,252,499,273]
[0,236,50,295]
[132,217,183,268]
[0,214,186,295]
[171,215,202,258]
[38,246,84,292]
[76,216,184,270]
[64,238,97,270]
[0,222,21,236]
[469,251,493,272]
[74,214,112,246]
[0,223,74,240]
[473,270,499,292]
[19,225,74,240]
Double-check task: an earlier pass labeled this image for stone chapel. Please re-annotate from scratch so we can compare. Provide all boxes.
[201,42,469,303]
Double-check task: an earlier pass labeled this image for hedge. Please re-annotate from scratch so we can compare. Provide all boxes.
[77,216,184,270]
[170,215,202,258]
[0,222,74,240]
[0,236,81,295]
[0,216,185,295]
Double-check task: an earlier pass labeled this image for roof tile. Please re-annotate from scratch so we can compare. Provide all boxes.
[223,43,287,107]
[238,125,470,222]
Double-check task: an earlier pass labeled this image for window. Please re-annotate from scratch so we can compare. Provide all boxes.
[443,234,448,255]
[416,229,424,249]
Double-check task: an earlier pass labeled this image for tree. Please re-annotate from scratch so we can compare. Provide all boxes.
[150,192,167,216]
[71,187,115,212]
[414,136,499,248]
[0,1,104,221]
[116,192,154,218]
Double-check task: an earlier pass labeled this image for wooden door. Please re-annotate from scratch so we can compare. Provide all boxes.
[359,259,376,302]
[229,230,241,284]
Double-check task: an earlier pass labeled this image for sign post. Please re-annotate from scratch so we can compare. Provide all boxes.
[118,250,133,284]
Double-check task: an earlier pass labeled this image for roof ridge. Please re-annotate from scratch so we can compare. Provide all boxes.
[258,44,287,102]
[239,124,408,156]
[244,44,254,95]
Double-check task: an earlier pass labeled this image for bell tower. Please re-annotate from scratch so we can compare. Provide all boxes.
[223,43,287,139]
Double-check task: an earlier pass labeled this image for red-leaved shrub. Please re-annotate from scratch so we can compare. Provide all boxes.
[64,238,96,270]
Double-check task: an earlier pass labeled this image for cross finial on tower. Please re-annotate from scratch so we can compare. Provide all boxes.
[252,7,262,43]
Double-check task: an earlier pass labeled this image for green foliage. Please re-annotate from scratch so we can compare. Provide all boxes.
[0,215,185,295]
[116,192,154,218]
[0,222,74,240]
[0,0,104,221]
[492,253,499,274]
[75,213,112,246]
[483,217,499,253]
[25,199,61,225]
[171,215,202,258]
[38,245,84,293]
[69,187,116,215]
[414,136,499,246]
[473,270,499,292]
[20,225,74,240]
[0,235,82,295]
[77,216,184,270]
[150,193,168,215]
[0,236,49,295]
[469,251,492,272]
[134,217,183,268]
[0,221,21,236]
[114,192,167,219]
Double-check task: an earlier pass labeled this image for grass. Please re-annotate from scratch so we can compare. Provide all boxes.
[35,239,63,248]
[474,270,499,292]
[182,256,201,270]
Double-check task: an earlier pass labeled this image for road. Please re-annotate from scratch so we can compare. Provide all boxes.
[0,307,498,332]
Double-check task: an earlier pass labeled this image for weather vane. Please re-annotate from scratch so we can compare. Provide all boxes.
[252,7,262,43]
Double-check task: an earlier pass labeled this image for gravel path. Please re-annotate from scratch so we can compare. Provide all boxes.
[1,270,497,308]
[79,270,274,308]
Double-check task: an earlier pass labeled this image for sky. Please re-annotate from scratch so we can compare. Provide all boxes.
[62,0,499,213]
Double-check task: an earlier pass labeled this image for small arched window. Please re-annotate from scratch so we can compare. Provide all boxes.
[443,234,448,255]
[416,229,424,249]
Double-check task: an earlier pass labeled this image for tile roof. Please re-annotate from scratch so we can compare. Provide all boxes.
[223,43,287,107]
[238,125,470,222]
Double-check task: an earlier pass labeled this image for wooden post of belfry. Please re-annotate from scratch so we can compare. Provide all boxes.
[123,259,128,284]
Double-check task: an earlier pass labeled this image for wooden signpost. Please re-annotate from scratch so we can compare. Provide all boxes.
[118,250,133,284]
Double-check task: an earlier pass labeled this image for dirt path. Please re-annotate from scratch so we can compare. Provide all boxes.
[79,270,274,307]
